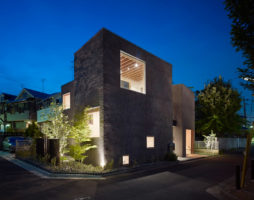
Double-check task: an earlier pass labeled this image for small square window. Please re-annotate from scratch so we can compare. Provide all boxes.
[146,136,155,148]
[63,92,70,110]
[122,155,129,165]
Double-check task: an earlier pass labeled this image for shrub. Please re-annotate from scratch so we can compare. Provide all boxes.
[164,152,178,161]
[104,159,114,170]
[25,122,43,138]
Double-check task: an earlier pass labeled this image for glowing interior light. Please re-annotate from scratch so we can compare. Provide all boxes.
[122,155,129,165]
[244,77,249,81]
[134,63,138,67]
[146,136,155,148]
[63,92,70,110]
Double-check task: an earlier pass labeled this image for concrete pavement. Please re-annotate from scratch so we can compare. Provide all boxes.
[0,152,246,200]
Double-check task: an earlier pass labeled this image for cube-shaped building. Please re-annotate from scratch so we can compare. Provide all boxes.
[62,28,194,167]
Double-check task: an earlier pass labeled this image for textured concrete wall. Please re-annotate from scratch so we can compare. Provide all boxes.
[62,28,174,166]
[102,29,172,165]
[172,84,195,157]
[62,31,104,166]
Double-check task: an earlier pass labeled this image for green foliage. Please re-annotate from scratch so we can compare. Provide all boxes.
[203,131,217,149]
[47,161,105,173]
[40,101,71,156]
[50,157,57,166]
[68,108,96,163]
[164,152,178,161]
[25,122,43,138]
[69,144,88,163]
[224,0,254,91]
[196,76,244,137]
[104,159,114,170]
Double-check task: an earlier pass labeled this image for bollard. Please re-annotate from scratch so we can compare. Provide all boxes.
[252,160,254,180]
[236,165,241,189]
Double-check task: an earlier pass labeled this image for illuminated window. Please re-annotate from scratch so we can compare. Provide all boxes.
[88,108,100,138]
[122,155,129,165]
[88,114,93,125]
[120,51,146,94]
[63,92,70,110]
[146,136,155,148]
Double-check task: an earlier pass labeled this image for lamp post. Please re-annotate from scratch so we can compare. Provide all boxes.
[240,77,254,188]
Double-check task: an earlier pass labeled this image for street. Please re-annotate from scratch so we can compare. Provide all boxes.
[1,151,252,200]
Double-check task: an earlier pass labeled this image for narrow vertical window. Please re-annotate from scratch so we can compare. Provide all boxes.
[88,107,100,138]
[146,136,155,148]
[63,92,70,110]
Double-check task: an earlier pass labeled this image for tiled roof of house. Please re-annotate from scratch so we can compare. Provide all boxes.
[24,88,51,99]
[1,93,17,100]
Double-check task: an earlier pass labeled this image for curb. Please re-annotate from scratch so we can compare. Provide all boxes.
[0,152,105,180]
[0,151,214,180]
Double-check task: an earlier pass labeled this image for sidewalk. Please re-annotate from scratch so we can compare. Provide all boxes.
[228,180,254,200]
[207,170,254,200]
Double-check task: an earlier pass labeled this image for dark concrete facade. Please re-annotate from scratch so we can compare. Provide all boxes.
[172,84,195,157]
[62,28,174,166]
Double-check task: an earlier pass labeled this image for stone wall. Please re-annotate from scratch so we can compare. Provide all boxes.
[102,29,173,165]
[62,28,174,166]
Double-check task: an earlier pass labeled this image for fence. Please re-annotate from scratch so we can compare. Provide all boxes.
[195,141,219,150]
[195,137,246,151]
[16,140,32,152]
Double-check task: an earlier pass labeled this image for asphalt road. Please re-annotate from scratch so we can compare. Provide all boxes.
[0,149,253,200]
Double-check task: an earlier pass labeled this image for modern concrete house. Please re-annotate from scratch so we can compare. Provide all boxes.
[62,28,195,167]
[172,84,195,157]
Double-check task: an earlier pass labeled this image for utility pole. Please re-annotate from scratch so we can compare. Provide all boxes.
[42,78,46,93]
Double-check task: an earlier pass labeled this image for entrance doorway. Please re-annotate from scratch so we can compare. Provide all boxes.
[186,129,193,155]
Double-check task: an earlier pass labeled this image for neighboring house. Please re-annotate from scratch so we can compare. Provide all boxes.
[37,92,61,123]
[0,93,17,132]
[61,28,195,167]
[0,88,60,132]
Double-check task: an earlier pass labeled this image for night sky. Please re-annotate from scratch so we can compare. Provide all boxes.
[0,0,253,117]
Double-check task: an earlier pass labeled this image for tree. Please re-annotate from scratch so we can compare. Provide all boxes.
[40,101,71,156]
[25,122,43,138]
[196,76,243,137]
[224,0,254,90]
[68,108,96,163]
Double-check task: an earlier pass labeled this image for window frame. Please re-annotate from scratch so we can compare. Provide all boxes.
[122,155,130,165]
[62,92,71,110]
[120,50,146,94]
[146,136,155,149]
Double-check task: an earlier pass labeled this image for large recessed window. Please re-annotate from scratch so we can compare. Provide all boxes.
[120,51,146,94]
[146,136,155,148]
[63,92,70,110]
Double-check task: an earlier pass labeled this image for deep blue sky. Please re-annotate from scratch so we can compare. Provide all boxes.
[0,0,253,117]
